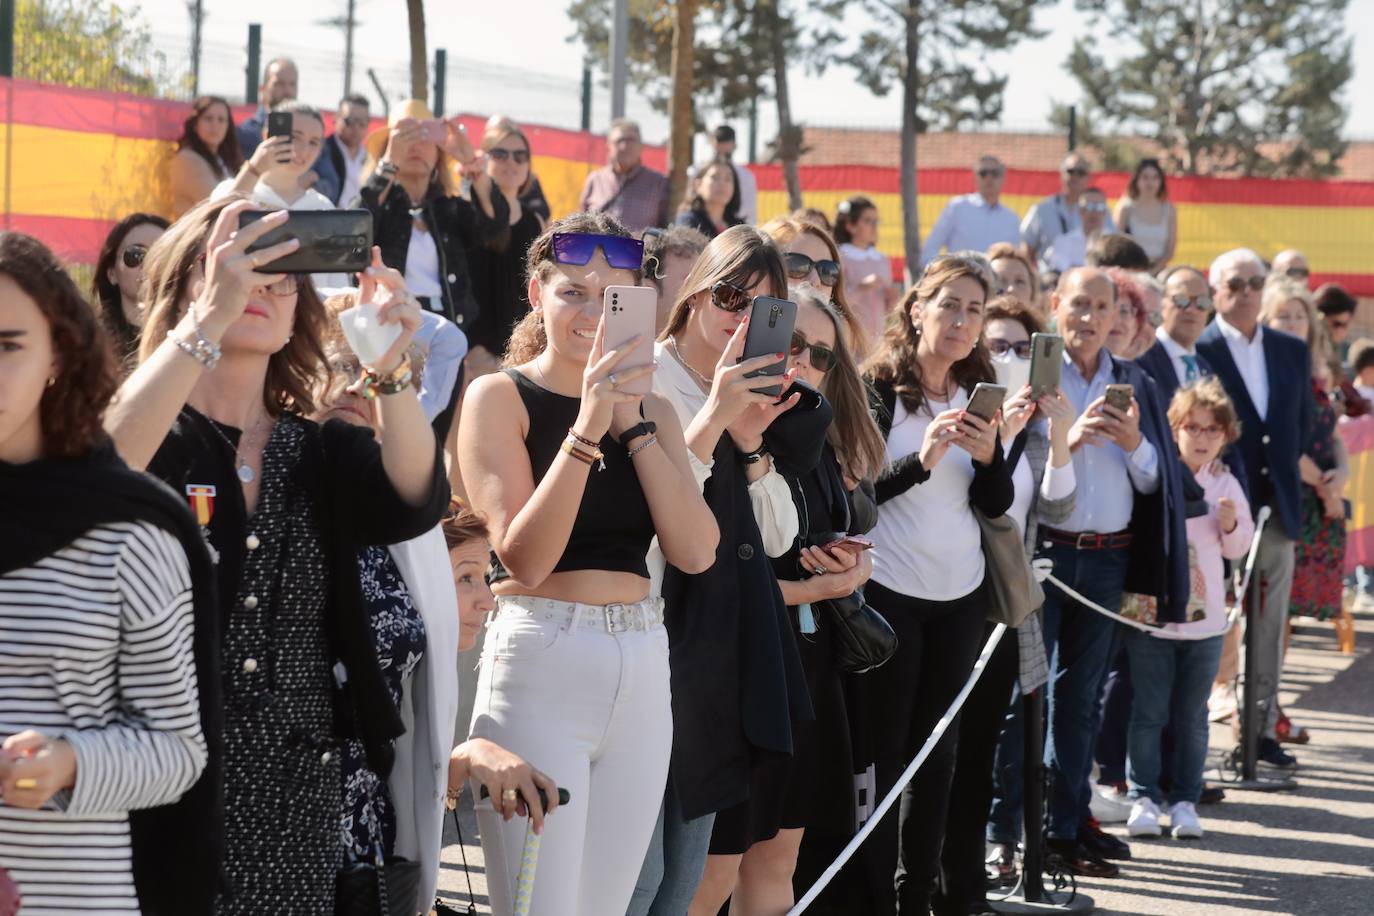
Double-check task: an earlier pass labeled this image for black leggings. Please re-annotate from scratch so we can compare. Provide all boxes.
[847,579,991,915]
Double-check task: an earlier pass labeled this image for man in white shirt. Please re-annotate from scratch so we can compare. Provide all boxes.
[919,155,1021,267]
[314,95,372,206]
[1021,153,1116,269]
[1044,188,1109,273]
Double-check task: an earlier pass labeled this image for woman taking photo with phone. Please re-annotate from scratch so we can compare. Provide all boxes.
[93,212,170,364]
[171,95,243,216]
[214,101,331,212]
[459,212,716,916]
[850,256,1013,914]
[0,232,218,916]
[105,196,449,915]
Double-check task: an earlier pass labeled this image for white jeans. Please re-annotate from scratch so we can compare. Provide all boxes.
[470,595,673,916]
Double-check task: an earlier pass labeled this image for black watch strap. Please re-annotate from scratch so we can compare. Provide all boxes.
[618,421,657,448]
[739,441,770,464]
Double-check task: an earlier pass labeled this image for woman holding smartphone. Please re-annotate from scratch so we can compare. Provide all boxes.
[104,196,449,915]
[214,101,331,211]
[850,256,1013,914]
[459,213,717,916]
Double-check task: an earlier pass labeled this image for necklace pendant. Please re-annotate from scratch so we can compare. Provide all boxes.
[237,464,256,484]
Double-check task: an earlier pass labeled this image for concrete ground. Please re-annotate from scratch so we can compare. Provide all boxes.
[434,611,1373,916]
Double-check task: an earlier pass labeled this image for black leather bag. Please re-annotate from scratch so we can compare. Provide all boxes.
[335,856,421,916]
[815,586,899,673]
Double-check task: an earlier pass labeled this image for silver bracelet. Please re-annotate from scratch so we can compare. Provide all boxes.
[166,310,221,370]
[627,435,658,459]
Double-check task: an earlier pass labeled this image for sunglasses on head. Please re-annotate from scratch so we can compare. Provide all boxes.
[1170,293,1213,311]
[488,147,531,164]
[985,338,1032,359]
[1286,266,1310,280]
[122,244,149,269]
[784,252,840,288]
[1225,275,1266,293]
[552,233,644,272]
[790,332,837,372]
[710,280,751,313]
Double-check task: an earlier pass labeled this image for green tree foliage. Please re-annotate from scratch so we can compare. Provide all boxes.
[16,0,184,97]
[1063,0,1351,177]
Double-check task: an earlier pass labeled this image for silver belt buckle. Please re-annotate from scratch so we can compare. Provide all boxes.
[604,603,627,633]
[1076,531,1099,550]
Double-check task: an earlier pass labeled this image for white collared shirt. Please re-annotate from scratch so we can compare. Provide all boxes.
[919,193,1022,267]
[1215,315,1269,419]
[334,136,371,208]
[1156,326,1199,387]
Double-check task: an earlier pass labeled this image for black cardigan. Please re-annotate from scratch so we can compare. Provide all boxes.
[660,381,832,821]
[358,173,510,329]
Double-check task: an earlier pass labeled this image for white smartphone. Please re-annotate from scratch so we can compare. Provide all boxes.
[603,285,657,396]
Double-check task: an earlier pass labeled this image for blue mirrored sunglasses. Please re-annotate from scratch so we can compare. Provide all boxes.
[551,233,645,272]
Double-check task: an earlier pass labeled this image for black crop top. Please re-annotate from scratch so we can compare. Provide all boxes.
[489,368,656,582]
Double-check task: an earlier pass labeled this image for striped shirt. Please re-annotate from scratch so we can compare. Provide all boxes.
[0,521,206,914]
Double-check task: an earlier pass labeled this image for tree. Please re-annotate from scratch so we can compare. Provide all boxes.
[16,0,181,97]
[1063,0,1351,178]
[843,1,1049,281]
[666,0,698,211]
[405,0,427,103]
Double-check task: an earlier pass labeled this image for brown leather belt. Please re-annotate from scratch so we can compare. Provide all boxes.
[1041,527,1133,551]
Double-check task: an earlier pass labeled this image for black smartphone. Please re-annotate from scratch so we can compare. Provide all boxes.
[1104,383,1134,413]
[479,784,572,814]
[266,111,293,139]
[966,382,1007,422]
[1028,333,1064,398]
[740,295,798,396]
[238,209,373,274]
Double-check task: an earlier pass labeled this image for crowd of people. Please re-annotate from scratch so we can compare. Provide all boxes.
[0,54,1364,916]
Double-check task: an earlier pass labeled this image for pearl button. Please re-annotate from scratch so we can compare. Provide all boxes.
[320,751,333,764]
[1260,467,1270,476]
[446,273,457,283]
[242,658,258,673]
[1262,435,1271,445]
[246,533,260,550]
[244,595,259,610]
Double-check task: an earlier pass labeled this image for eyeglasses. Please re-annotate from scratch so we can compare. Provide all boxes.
[1181,423,1225,439]
[1081,201,1107,213]
[976,168,1004,178]
[1169,293,1213,311]
[1225,275,1266,293]
[1064,167,1090,178]
[1286,266,1310,280]
[710,280,751,313]
[790,332,837,372]
[784,252,840,288]
[341,116,369,128]
[488,147,531,164]
[552,233,644,272]
[985,338,1032,359]
[122,244,149,269]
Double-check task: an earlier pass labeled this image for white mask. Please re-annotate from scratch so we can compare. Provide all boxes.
[991,351,1030,398]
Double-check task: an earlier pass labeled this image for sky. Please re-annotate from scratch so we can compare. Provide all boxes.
[136,0,1374,151]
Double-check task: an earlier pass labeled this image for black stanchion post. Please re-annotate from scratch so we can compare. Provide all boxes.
[1021,687,1046,903]
[433,48,446,118]
[245,24,261,107]
[1242,570,1262,781]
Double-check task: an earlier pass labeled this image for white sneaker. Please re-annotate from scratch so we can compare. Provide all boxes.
[1127,798,1162,837]
[1170,801,1204,839]
[1090,784,1133,824]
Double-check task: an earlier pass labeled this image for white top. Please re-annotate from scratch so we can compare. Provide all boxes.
[646,339,799,596]
[1156,325,1200,386]
[1005,434,1077,536]
[920,193,1022,267]
[1123,200,1172,263]
[210,177,349,291]
[0,522,207,913]
[333,135,371,208]
[1215,315,1270,419]
[870,390,985,601]
[405,225,445,299]
[1044,228,1088,272]
[735,163,759,226]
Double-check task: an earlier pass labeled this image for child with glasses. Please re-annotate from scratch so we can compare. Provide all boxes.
[1126,379,1253,840]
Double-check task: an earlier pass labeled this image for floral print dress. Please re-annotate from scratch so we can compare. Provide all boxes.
[1290,380,1346,621]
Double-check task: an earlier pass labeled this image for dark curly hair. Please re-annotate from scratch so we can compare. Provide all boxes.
[92,212,169,361]
[1,232,119,458]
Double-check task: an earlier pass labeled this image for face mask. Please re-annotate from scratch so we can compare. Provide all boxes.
[991,351,1030,398]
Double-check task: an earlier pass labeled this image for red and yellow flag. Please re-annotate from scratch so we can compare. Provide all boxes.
[185,484,216,527]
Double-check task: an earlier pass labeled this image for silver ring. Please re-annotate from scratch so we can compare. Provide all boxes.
[813,566,827,575]
[608,372,618,387]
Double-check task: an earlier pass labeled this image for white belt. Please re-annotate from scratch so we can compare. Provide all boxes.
[492,595,665,634]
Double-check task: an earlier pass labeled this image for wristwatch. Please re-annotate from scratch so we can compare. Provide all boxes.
[618,421,657,448]
[739,441,770,465]
[377,159,399,178]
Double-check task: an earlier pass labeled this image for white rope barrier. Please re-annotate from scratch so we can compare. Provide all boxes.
[787,623,1008,915]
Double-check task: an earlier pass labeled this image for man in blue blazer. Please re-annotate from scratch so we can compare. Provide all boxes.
[1037,267,1190,876]
[1195,248,1313,771]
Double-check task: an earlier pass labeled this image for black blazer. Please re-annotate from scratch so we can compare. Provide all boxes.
[1196,323,1314,539]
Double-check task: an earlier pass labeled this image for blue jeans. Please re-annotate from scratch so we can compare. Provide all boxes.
[1124,631,1224,806]
[1039,543,1128,841]
[625,776,715,916]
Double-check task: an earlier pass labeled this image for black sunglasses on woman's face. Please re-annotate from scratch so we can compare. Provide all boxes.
[487,148,530,164]
[122,245,148,269]
[784,252,840,288]
[710,280,751,313]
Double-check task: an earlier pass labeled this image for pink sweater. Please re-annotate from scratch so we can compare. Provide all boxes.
[1171,461,1255,635]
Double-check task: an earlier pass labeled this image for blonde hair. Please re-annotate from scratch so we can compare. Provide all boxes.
[1260,279,1331,374]
[1168,377,1241,445]
[760,216,870,356]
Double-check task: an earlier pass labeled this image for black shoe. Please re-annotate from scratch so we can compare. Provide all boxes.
[1199,785,1226,805]
[1045,838,1121,879]
[1258,737,1299,771]
[1079,816,1132,861]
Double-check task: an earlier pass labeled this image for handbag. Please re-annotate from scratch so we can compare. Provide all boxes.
[335,854,421,916]
[976,434,1041,628]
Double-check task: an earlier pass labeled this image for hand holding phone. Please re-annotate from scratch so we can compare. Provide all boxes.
[1028,333,1064,398]
[420,118,449,144]
[238,209,373,274]
[265,111,293,165]
[740,296,798,396]
[822,534,874,552]
[602,286,657,397]
[965,382,1007,423]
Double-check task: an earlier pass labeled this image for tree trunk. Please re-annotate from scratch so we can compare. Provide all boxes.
[899,3,921,284]
[766,0,803,210]
[406,0,427,102]
[666,0,698,216]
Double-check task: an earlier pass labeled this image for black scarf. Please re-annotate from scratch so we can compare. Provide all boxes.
[0,441,223,916]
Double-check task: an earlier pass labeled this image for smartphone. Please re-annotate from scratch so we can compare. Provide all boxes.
[603,285,657,396]
[1104,383,1134,413]
[420,118,449,144]
[822,534,875,552]
[1028,333,1064,398]
[266,111,293,138]
[966,382,1008,423]
[479,784,572,813]
[740,295,797,396]
[238,209,373,275]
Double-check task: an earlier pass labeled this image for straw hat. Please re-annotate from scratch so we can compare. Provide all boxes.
[363,98,438,162]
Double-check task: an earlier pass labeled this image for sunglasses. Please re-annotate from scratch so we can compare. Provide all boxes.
[976,169,1004,178]
[784,252,840,288]
[341,116,369,128]
[790,332,837,372]
[1225,275,1266,293]
[1286,266,1310,280]
[488,147,531,164]
[1169,293,1213,311]
[1081,201,1107,213]
[985,338,1032,359]
[1064,167,1090,177]
[710,280,751,313]
[122,244,149,269]
[552,233,644,271]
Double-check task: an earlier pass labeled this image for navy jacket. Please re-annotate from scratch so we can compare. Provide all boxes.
[1196,323,1313,540]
